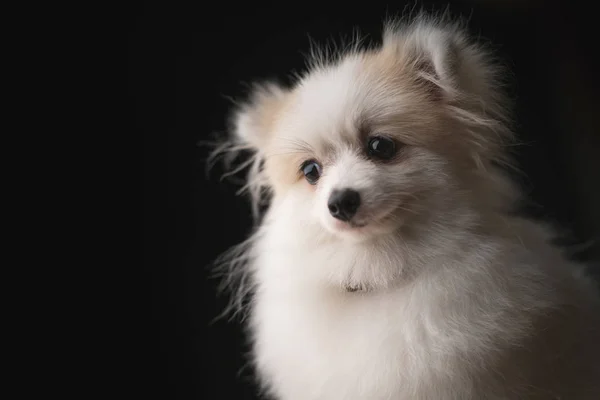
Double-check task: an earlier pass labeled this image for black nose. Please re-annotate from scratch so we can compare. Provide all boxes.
[328,189,361,221]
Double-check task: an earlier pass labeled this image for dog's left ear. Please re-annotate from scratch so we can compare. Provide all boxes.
[384,19,514,168]
[230,82,290,151]
[383,20,499,103]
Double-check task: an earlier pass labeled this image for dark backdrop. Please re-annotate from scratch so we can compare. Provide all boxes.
[135,1,600,398]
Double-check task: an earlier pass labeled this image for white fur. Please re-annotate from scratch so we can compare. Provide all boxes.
[216,14,600,400]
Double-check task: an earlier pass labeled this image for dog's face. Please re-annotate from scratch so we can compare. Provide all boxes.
[265,54,456,240]
[230,20,514,243]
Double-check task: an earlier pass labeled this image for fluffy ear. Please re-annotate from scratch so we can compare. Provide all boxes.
[230,82,290,150]
[384,17,514,168]
[383,18,501,105]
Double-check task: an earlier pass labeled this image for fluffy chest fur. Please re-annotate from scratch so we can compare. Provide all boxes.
[253,284,428,400]
[248,212,586,400]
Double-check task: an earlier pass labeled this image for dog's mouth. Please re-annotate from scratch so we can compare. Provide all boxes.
[329,203,413,236]
[329,218,368,232]
[348,221,367,228]
[326,199,415,236]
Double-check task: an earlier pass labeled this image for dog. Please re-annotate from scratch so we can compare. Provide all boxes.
[213,13,600,400]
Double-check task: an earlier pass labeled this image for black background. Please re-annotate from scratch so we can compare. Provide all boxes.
[135,1,600,398]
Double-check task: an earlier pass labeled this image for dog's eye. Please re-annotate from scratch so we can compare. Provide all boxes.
[300,160,322,185]
[367,136,396,160]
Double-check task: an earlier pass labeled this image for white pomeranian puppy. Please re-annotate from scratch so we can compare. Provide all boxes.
[214,14,600,400]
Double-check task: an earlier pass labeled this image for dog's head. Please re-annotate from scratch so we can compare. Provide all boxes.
[228,17,517,244]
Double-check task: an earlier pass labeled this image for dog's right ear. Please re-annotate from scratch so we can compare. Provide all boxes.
[230,82,290,151]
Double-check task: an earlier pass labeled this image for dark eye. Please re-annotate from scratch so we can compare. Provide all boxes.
[300,160,322,185]
[367,136,396,160]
